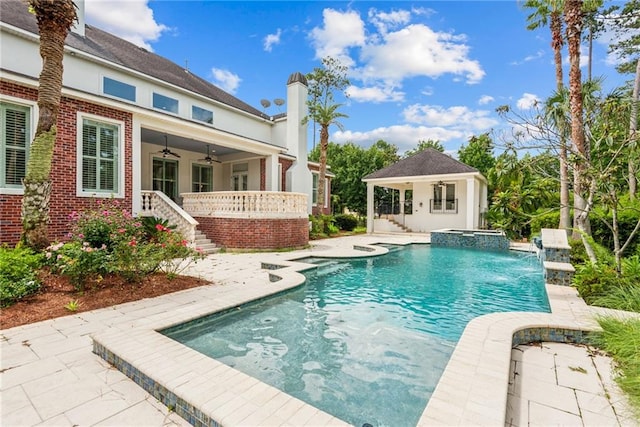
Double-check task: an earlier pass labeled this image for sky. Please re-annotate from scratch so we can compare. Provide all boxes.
[83,0,632,156]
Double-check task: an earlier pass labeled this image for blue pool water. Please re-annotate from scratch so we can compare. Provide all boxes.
[162,245,549,427]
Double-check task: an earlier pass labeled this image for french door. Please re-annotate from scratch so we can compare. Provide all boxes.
[152,158,178,201]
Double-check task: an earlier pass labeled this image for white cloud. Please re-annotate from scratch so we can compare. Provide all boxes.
[478,95,494,105]
[358,24,485,85]
[421,86,434,96]
[264,29,282,52]
[309,9,366,67]
[210,68,241,94]
[510,49,545,66]
[402,104,498,130]
[346,84,404,103]
[85,0,167,51]
[516,93,540,110]
[368,8,411,35]
[332,125,465,153]
[309,8,484,86]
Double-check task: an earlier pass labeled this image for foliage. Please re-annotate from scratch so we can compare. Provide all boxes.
[590,195,640,257]
[64,299,81,312]
[334,214,358,231]
[569,238,590,266]
[593,282,640,313]
[0,246,43,307]
[573,262,620,304]
[606,0,640,74]
[309,140,399,215]
[403,139,444,158]
[309,214,338,239]
[573,251,640,305]
[46,200,202,287]
[529,209,561,236]
[457,133,496,176]
[592,317,640,415]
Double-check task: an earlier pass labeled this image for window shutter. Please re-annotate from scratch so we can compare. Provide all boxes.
[2,105,29,186]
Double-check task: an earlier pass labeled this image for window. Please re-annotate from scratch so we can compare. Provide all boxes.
[153,92,179,114]
[231,163,248,191]
[312,173,318,205]
[103,77,136,102]
[192,163,213,192]
[1,102,30,188]
[431,183,457,213]
[192,105,213,124]
[153,158,178,201]
[79,117,121,196]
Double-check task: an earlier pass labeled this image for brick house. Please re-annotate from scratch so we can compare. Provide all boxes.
[0,0,332,250]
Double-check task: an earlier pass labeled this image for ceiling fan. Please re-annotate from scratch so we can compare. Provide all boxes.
[157,134,180,158]
[199,144,221,164]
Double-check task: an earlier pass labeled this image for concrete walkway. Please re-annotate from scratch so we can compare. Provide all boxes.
[1,235,638,426]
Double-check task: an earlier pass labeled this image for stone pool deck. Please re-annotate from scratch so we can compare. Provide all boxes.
[1,234,638,426]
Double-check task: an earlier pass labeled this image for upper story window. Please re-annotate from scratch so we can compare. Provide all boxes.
[103,77,136,102]
[1,102,31,189]
[192,105,213,124]
[78,115,124,197]
[153,92,179,114]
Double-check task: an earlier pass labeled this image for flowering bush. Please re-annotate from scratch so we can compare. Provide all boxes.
[46,200,203,287]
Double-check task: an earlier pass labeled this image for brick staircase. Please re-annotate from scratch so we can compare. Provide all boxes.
[194,229,219,255]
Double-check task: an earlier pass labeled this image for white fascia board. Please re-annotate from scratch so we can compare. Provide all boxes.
[362,172,485,184]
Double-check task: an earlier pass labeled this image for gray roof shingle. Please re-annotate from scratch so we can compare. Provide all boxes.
[0,0,270,119]
[363,148,479,180]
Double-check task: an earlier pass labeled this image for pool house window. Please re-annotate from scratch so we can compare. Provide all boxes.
[431,182,457,213]
[1,102,30,189]
[103,77,136,102]
[153,92,179,114]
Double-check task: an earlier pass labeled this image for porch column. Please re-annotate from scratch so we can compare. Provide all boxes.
[265,154,279,191]
[131,117,142,214]
[466,178,475,229]
[367,183,375,233]
[399,189,405,214]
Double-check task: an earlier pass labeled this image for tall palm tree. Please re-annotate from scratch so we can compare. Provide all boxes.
[564,0,589,240]
[304,57,349,215]
[524,0,571,231]
[21,0,77,250]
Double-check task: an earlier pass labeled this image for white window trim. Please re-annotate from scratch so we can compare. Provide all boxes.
[101,74,137,104]
[76,112,125,198]
[152,91,179,116]
[0,95,38,195]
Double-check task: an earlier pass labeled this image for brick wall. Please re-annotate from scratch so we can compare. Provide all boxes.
[1,81,133,246]
[259,158,294,191]
[195,217,309,249]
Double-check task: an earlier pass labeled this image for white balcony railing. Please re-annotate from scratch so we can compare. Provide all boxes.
[181,191,308,219]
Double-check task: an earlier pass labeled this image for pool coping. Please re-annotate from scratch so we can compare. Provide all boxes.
[91,236,599,426]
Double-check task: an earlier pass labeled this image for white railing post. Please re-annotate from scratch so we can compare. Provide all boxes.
[140,190,199,245]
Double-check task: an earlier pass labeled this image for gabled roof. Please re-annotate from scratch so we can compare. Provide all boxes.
[0,0,269,120]
[363,148,479,180]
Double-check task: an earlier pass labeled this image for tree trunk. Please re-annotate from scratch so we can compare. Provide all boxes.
[317,124,329,215]
[565,0,589,240]
[629,57,639,200]
[20,0,76,250]
[550,12,570,231]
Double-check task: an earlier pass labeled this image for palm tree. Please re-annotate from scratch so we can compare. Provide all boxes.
[304,57,349,215]
[524,0,571,231]
[21,0,77,250]
[564,0,589,241]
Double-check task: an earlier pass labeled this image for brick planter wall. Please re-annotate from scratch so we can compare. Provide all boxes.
[195,217,309,249]
[1,81,133,246]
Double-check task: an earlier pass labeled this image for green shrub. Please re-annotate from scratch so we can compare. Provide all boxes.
[593,284,640,313]
[46,241,109,289]
[529,210,561,236]
[591,196,640,256]
[334,214,358,231]
[0,247,43,307]
[572,262,620,304]
[50,201,202,285]
[309,214,339,239]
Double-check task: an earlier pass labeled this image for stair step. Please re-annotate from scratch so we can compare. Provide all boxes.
[196,243,219,255]
[194,238,212,245]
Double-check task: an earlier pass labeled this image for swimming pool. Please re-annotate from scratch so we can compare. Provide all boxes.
[162,245,549,427]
